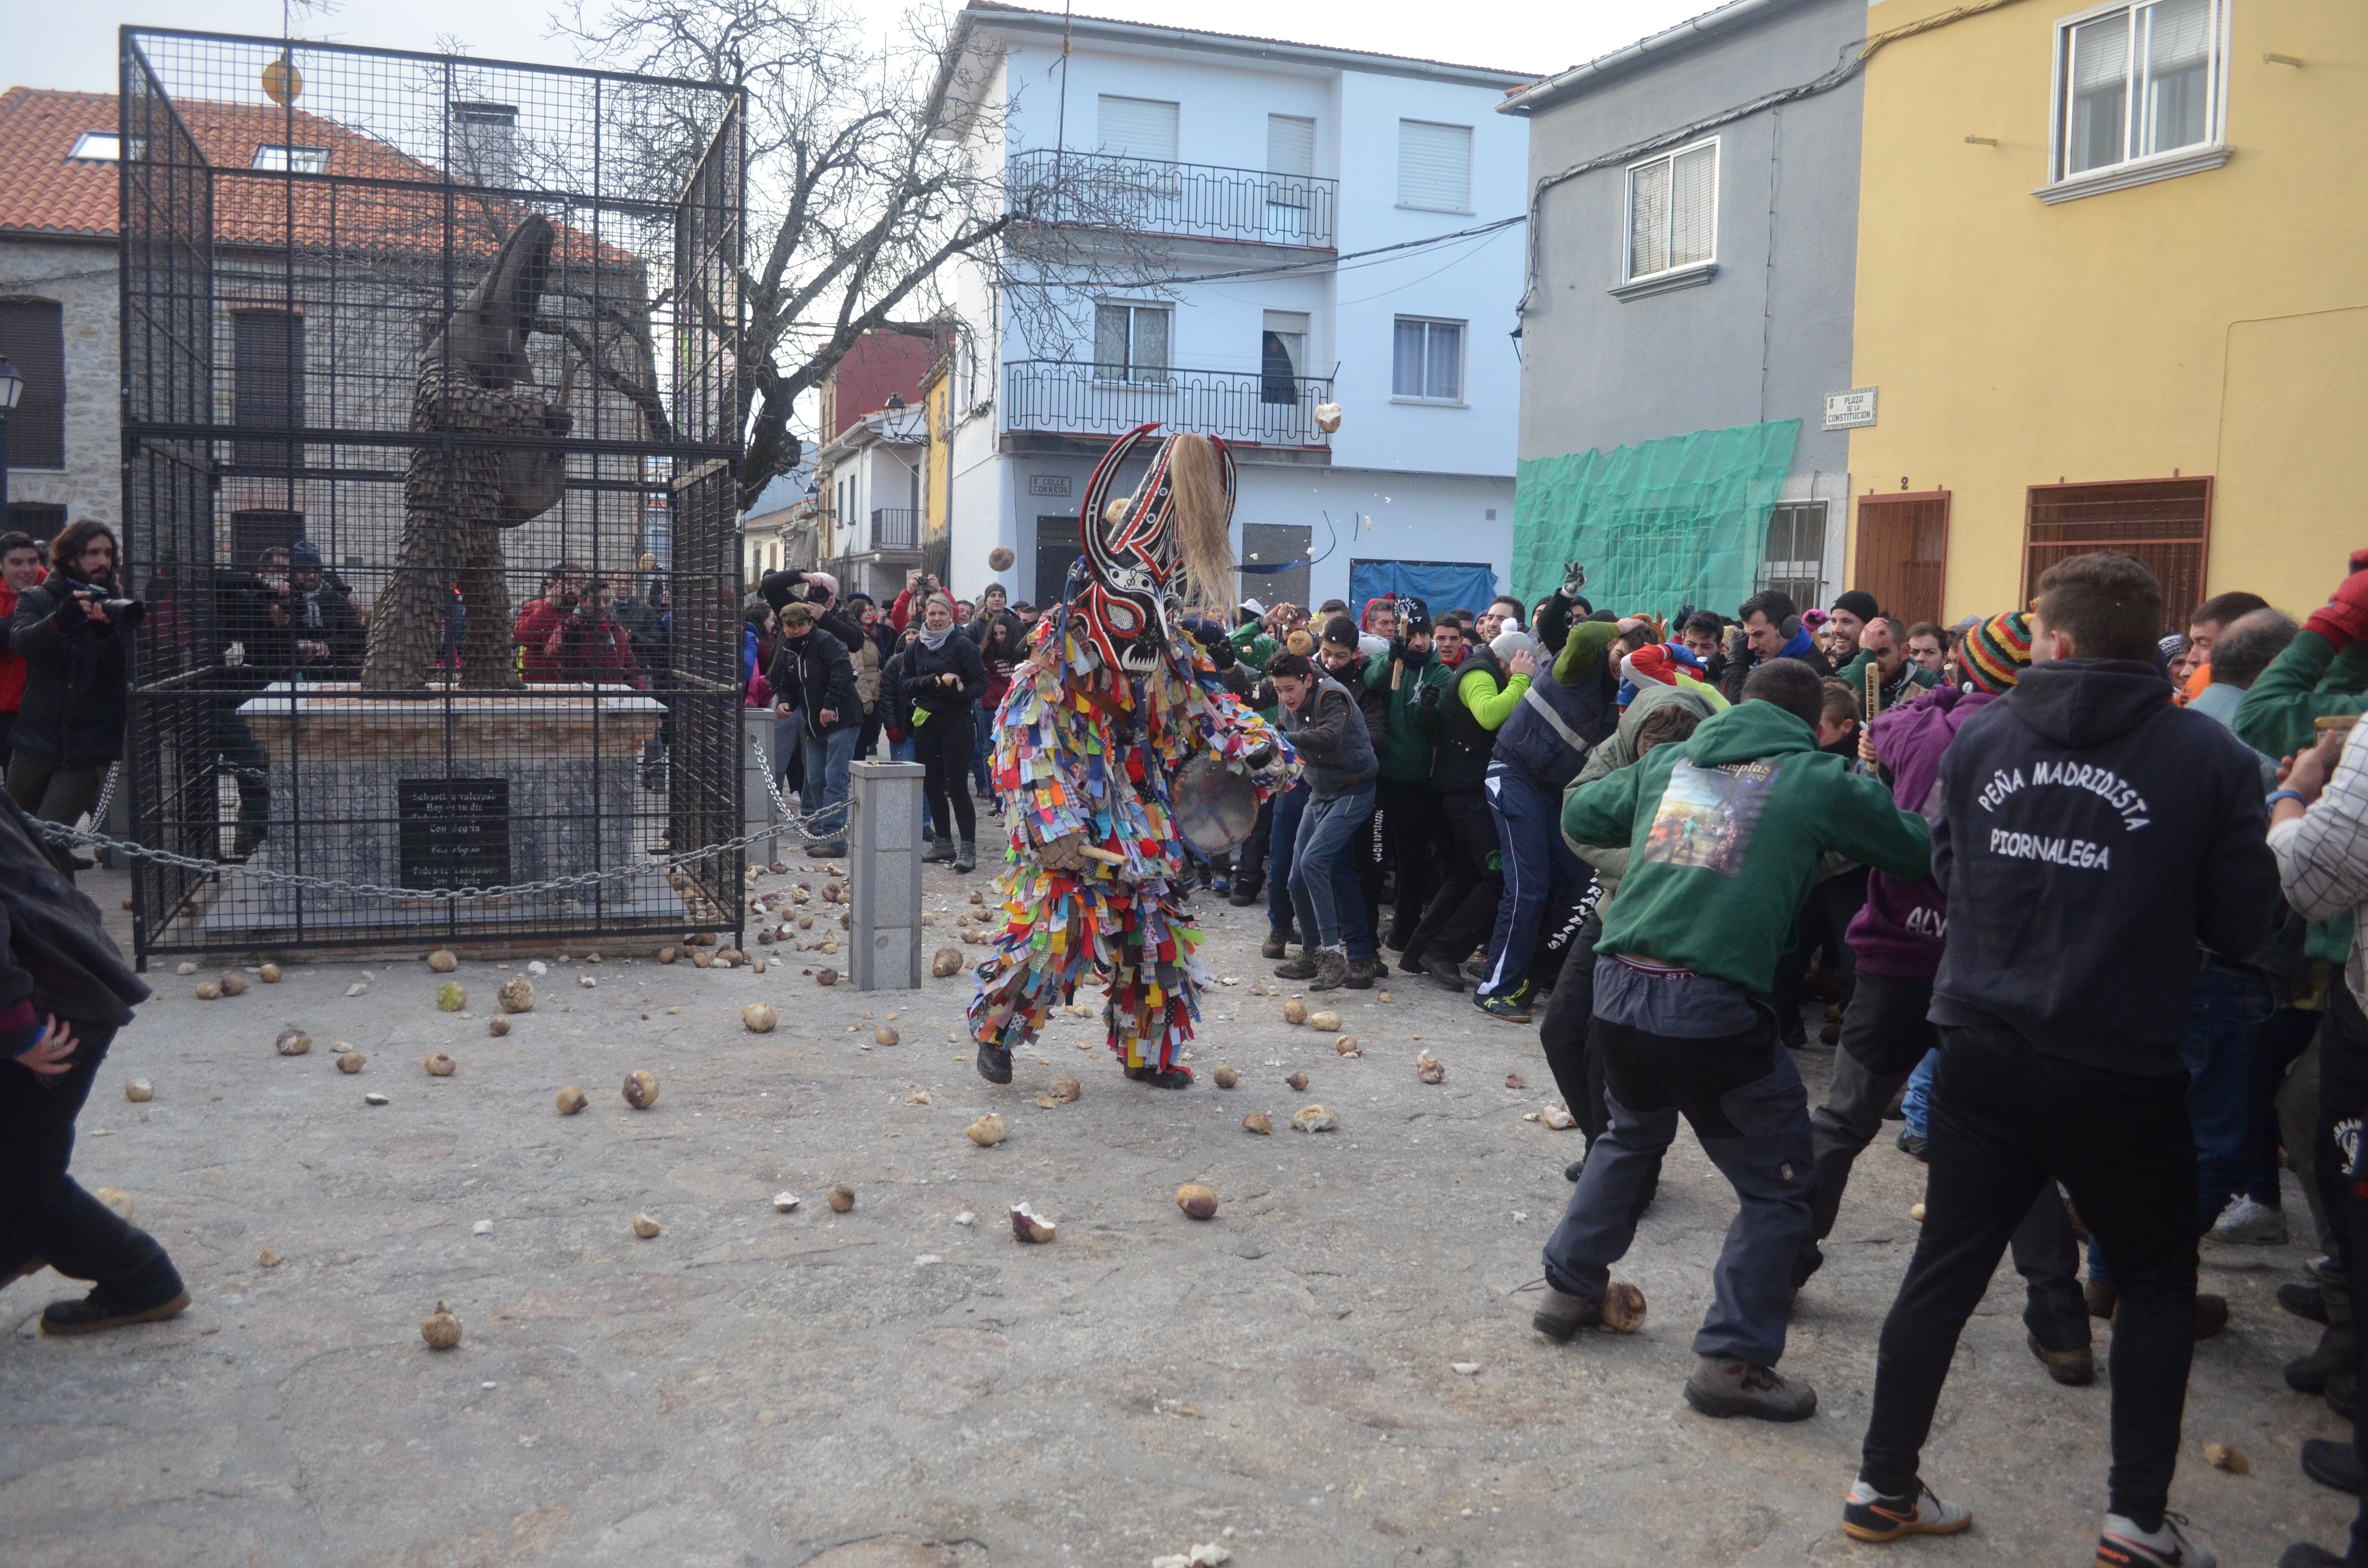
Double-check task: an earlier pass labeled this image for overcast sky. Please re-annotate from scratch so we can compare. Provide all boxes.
[15,0,1723,96]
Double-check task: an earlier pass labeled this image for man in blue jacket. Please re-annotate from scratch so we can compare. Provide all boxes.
[1842,552,2281,1568]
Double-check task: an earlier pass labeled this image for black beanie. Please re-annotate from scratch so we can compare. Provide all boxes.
[1831,588,1880,623]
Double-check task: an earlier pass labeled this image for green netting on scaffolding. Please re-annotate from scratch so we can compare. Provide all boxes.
[1512,418,1800,621]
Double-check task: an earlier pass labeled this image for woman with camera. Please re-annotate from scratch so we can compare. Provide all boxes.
[7,521,136,864]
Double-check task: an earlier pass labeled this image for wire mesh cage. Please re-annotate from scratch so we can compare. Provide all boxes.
[118,27,745,959]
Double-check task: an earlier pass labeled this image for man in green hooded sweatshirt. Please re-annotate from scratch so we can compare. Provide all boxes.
[1530,658,1933,1422]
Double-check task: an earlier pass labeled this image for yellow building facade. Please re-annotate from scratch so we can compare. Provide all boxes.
[1848,0,2366,626]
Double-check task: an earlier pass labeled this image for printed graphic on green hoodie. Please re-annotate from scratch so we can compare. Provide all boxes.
[1644,758,1782,875]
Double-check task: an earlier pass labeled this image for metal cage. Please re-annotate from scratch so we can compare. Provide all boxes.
[118,28,745,959]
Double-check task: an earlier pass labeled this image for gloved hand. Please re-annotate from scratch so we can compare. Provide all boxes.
[2306,554,2368,650]
[1561,559,1588,600]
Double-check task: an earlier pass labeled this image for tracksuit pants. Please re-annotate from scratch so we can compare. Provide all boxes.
[1478,762,1583,1000]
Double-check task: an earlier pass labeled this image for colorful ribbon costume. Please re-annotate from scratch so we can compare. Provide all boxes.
[968,427,1299,1086]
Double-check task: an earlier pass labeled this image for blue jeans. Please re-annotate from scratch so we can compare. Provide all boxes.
[773,711,804,792]
[1543,998,1815,1367]
[1266,783,1308,935]
[1288,783,1377,958]
[801,723,858,847]
[1902,1049,1938,1137]
[1479,762,1585,999]
[888,734,933,837]
[2091,961,2272,1285]
[971,698,995,798]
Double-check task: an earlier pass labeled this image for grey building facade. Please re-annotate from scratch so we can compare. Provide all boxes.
[1498,0,1867,616]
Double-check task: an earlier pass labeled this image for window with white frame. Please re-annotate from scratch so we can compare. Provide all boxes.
[2055,0,2220,182]
[1396,120,1472,212]
[1627,138,1717,282]
[1093,301,1171,383]
[1392,317,1463,403]
[252,145,331,174]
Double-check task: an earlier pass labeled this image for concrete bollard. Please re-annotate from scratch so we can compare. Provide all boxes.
[848,760,925,990]
[741,708,780,868]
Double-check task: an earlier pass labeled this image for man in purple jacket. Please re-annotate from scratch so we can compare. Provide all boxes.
[1792,608,2090,1376]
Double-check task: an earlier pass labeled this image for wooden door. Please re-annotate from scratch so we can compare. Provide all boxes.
[1854,491,1951,627]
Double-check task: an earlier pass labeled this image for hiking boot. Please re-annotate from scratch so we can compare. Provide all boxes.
[974,1039,1013,1085]
[1122,1064,1192,1089]
[1683,1356,1817,1422]
[1897,1130,1930,1162]
[1342,957,1378,990]
[1476,986,1533,1024]
[2282,1282,2332,1325]
[2208,1194,2288,1245]
[1842,1478,1974,1542]
[1530,1284,1602,1342]
[924,834,956,865]
[2028,1332,2096,1386]
[2303,1438,2364,1496]
[1307,950,1352,992]
[1260,926,1297,960]
[954,838,977,874]
[2096,1512,2215,1568]
[1228,873,1263,906]
[40,1284,192,1336]
[2086,1278,2119,1319]
[2287,1325,2354,1393]
[1419,952,1467,992]
[1272,950,1320,980]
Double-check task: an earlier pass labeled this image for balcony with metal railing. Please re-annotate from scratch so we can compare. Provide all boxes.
[1003,361,1334,449]
[1006,149,1337,251]
[868,508,920,551]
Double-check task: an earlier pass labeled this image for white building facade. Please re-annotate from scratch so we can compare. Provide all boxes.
[933,4,1533,617]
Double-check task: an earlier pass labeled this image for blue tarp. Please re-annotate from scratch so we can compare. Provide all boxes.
[1346,559,1500,621]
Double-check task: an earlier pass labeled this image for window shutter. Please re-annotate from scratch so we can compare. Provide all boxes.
[234,309,305,473]
[1096,96,1179,162]
[0,299,65,469]
[1396,120,1472,211]
[2072,14,2131,89]
[1670,143,1717,269]
[1266,115,1315,178]
[2146,0,2212,67]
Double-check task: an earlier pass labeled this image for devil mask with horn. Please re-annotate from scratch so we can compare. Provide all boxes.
[1069,424,1238,678]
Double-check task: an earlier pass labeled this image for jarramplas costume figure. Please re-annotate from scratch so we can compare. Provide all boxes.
[969,426,1298,1088]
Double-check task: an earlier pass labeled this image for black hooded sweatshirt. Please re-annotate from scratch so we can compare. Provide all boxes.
[1928,657,2281,1076]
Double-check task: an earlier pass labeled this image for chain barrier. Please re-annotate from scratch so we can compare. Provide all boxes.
[26,735,835,905]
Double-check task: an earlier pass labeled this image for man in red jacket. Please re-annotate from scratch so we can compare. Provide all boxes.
[0,532,42,771]
[513,562,582,682]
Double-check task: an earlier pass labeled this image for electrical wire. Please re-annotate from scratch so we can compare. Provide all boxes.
[1002,213,1526,291]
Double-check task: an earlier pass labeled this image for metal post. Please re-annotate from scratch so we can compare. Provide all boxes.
[740,707,778,867]
[847,760,924,991]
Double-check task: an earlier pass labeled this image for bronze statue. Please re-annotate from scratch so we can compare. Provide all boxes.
[359,215,572,689]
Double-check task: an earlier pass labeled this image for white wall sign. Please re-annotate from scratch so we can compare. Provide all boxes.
[1824,387,1878,430]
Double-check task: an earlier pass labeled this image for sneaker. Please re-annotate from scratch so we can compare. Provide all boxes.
[1260,927,1296,960]
[1563,1159,1586,1183]
[2309,1253,2345,1285]
[40,1285,192,1336]
[2208,1194,2288,1246]
[1342,957,1377,990]
[808,842,848,859]
[2028,1331,2096,1386]
[1228,874,1263,906]
[1476,982,1533,1023]
[1418,952,1467,993]
[1842,1478,1974,1542]
[2280,1282,2331,1325]
[2302,1438,2363,1495]
[1530,1284,1603,1342]
[974,1040,1013,1085]
[2287,1326,2354,1393]
[1273,951,1319,980]
[1896,1131,1929,1162]
[1683,1356,1817,1422]
[1307,950,1351,992]
[2096,1512,2215,1568]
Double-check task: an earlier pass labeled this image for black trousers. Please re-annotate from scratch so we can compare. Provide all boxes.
[0,1023,183,1299]
[1402,787,1499,965]
[1369,780,1445,951]
[911,705,976,842]
[1538,907,1607,1136]
[2320,984,2368,1564]
[1860,1023,2195,1527]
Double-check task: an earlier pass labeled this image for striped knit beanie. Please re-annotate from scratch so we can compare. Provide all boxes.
[1961,610,2033,695]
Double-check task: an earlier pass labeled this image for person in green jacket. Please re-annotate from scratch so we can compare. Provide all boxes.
[1359,599,1455,951]
[1833,615,1939,714]
[1529,658,1931,1425]
[1394,629,1535,987]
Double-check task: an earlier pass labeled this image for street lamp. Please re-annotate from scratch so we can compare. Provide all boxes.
[0,355,22,531]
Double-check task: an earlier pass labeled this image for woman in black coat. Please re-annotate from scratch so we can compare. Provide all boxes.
[902,592,988,871]
[8,520,135,859]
